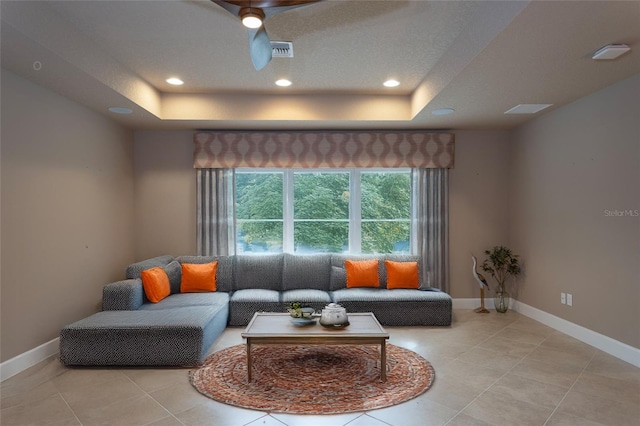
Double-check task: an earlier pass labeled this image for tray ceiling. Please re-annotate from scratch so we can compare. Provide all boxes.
[1,0,638,130]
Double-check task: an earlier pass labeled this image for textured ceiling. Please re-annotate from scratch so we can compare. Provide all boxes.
[1,0,639,130]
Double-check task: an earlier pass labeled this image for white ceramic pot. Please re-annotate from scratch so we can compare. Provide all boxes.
[319,303,348,326]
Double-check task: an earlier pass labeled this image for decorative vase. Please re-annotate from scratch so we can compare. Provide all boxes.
[494,289,510,313]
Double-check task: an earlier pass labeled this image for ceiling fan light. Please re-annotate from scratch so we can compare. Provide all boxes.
[242,15,262,29]
[240,7,265,29]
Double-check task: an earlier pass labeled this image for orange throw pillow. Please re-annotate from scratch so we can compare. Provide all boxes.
[181,262,218,293]
[345,259,380,288]
[385,260,420,289]
[140,267,171,303]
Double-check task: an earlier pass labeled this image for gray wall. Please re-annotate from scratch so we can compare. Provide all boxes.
[449,130,511,298]
[509,74,640,348]
[133,131,195,260]
[0,71,135,362]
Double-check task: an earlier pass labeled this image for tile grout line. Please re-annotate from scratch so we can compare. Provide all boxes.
[349,413,394,426]
[244,413,287,426]
[443,315,550,425]
[121,371,187,426]
[443,317,526,424]
[541,348,599,426]
[58,391,84,426]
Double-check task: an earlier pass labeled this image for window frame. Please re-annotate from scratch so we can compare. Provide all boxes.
[235,168,412,254]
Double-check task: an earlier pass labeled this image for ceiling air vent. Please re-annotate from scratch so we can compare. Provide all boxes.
[271,41,294,58]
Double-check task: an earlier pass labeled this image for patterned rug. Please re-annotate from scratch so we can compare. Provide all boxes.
[189,344,435,414]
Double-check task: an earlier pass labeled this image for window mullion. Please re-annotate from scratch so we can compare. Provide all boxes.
[283,169,294,252]
[350,170,362,253]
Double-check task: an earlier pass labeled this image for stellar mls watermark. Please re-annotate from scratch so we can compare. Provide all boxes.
[604,209,639,217]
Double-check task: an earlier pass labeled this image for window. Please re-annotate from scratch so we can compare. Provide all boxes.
[235,169,411,254]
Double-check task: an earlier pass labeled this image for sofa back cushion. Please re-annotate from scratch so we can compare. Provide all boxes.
[163,261,183,294]
[282,254,331,291]
[177,256,234,292]
[126,255,175,280]
[235,254,284,291]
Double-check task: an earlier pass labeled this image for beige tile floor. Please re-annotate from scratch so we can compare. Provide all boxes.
[2,310,639,426]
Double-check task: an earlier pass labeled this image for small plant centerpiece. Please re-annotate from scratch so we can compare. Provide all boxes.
[288,302,314,319]
[288,302,304,318]
[481,246,522,313]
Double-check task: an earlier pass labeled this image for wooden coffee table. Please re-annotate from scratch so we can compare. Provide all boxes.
[242,312,390,382]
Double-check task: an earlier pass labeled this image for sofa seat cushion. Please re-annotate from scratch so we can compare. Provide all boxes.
[332,288,444,303]
[228,289,282,326]
[282,289,331,312]
[59,305,228,366]
[231,289,280,303]
[138,292,230,311]
[331,288,452,326]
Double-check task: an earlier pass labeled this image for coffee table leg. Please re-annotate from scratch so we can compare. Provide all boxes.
[380,340,387,382]
[246,340,252,382]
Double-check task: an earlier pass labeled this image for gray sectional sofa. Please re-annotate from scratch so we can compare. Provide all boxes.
[60,253,452,367]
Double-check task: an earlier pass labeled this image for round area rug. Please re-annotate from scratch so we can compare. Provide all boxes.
[189,344,435,414]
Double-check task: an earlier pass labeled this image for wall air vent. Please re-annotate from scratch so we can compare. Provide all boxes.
[271,41,294,58]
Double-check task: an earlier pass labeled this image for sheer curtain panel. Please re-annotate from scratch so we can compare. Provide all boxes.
[196,169,236,256]
[412,168,449,293]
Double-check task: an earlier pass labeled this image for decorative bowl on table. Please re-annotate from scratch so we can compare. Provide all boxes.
[290,317,316,326]
[288,303,317,325]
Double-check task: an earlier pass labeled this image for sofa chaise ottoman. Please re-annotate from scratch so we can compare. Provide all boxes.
[59,304,228,366]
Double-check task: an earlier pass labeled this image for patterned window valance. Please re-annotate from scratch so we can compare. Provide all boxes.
[193,131,454,169]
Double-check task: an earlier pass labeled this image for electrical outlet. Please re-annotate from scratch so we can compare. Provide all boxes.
[567,293,573,306]
[561,293,566,304]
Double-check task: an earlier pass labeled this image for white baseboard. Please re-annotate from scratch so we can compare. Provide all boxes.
[511,300,640,368]
[452,297,495,310]
[0,337,59,382]
[454,297,640,368]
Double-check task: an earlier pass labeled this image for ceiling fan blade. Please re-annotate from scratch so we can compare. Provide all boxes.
[210,0,241,16]
[248,26,272,70]
[262,2,321,19]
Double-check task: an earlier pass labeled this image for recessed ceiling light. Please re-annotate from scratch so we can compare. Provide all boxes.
[275,79,292,87]
[504,104,553,114]
[166,77,184,86]
[592,44,631,60]
[383,79,400,88]
[108,107,132,114]
[432,108,455,116]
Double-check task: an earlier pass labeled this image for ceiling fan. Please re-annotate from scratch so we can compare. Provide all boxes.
[211,0,324,70]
